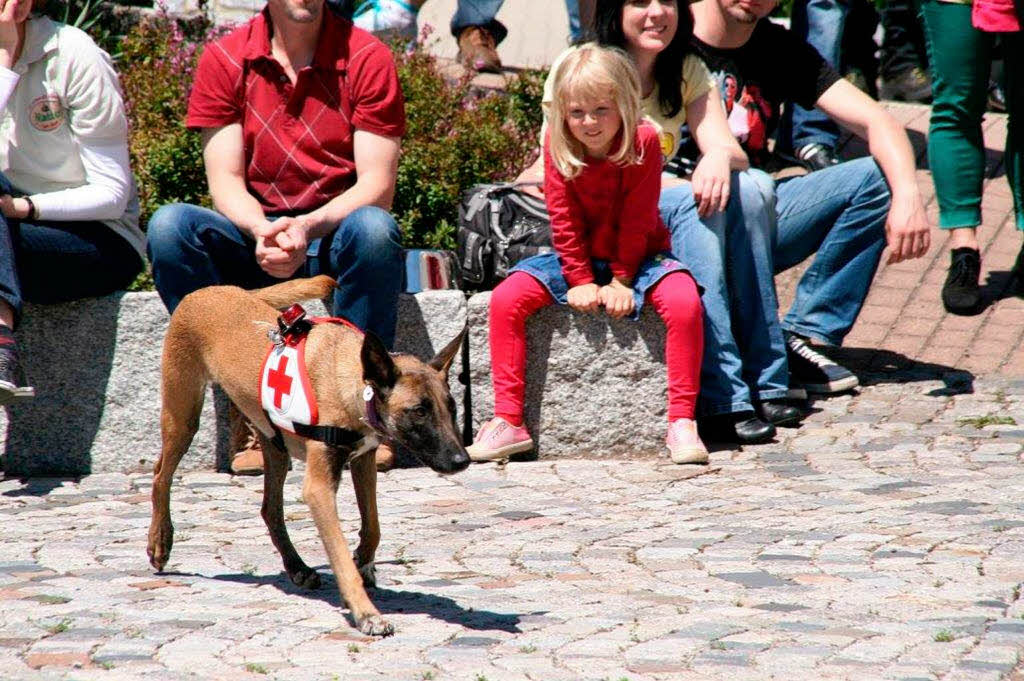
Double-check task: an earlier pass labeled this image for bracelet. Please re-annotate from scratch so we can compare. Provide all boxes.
[23,196,36,221]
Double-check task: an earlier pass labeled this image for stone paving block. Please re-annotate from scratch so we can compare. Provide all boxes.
[2,290,466,476]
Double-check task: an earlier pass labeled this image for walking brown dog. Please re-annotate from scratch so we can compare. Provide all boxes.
[147,275,469,636]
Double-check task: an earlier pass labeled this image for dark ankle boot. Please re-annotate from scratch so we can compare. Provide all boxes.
[700,411,775,445]
[756,400,803,427]
[941,247,982,315]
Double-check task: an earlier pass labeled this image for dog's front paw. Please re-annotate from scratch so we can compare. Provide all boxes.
[357,560,376,588]
[358,614,394,637]
[147,519,174,572]
[288,566,322,590]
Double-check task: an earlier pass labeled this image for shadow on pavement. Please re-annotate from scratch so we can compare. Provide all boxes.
[820,346,975,396]
[211,570,525,633]
[979,270,1020,313]
[1,476,77,496]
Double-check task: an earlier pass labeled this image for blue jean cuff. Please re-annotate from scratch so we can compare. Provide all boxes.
[780,321,844,347]
[699,400,755,418]
[757,388,790,402]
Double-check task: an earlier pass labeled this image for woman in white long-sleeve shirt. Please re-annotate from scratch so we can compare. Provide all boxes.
[0,0,144,403]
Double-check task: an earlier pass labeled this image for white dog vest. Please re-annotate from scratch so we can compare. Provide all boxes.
[259,313,362,437]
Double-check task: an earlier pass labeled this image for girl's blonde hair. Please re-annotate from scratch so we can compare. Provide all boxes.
[547,45,644,180]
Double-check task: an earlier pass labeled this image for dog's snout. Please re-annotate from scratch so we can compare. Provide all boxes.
[450,449,471,472]
[432,446,470,475]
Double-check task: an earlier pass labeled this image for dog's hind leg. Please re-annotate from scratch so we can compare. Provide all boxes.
[259,434,321,589]
[148,345,207,573]
[303,443,394,637]
[349,447,381,588]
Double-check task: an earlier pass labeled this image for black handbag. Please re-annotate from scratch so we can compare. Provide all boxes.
[456,182,554,290]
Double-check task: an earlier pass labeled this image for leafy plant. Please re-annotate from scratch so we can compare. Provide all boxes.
[392,34,545,249]
[957,414,1017,429]
[45,618,72,634]
[39,0,141,58]
[118,7,222,227]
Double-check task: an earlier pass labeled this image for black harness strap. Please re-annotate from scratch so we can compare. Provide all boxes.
[263,412,364,450]
[293,422,366,448]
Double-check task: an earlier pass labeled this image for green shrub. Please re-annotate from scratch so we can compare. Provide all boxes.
[39,0,147,58]
[118,9,218,227]
[391,35,545,249]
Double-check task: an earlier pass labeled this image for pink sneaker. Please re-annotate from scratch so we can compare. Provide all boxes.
[667,418,708,465]
[466,417,534,462]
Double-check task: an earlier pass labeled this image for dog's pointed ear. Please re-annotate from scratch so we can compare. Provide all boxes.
[361,331,398,393]
[429,326,467,378]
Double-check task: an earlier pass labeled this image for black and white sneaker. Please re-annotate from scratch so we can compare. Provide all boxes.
[0,342,34,404]
[781,143,840,172]
[785,331,859,394]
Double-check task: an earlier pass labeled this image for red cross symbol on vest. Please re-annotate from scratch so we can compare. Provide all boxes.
[267,355,294,409]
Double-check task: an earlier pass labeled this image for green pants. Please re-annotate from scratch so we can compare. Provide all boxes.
[921,0,1024,229]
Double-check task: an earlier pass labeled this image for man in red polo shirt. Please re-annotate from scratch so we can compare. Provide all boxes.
[147,0,406,475]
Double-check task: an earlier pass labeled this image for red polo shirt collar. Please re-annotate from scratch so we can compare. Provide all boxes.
[242,6,349,73]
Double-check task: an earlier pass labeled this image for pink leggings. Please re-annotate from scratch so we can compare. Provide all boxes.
[489,271,704,424]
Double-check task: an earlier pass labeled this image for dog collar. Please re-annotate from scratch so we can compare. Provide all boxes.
[362,384,386,436]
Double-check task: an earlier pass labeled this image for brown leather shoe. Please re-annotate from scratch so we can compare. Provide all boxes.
[457,25,501,73]
[228,405,264,476]
[375,442,396,472]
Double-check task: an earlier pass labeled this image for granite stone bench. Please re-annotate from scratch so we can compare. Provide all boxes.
[468,291,673,459]
[2,291,467,477]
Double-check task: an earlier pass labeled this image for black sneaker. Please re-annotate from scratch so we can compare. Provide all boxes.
[781,143,840,172]
[879,66,933,103]
[785,332,859,394]
[0,343,34,404]
[941,247,982,315]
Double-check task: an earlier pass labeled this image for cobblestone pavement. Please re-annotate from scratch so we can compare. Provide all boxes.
[2,376,1024,680]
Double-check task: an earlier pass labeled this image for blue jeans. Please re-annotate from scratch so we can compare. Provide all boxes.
[0,174,142,325]
[565,0,582,42]
[146,204,404,349]
[775,157,890,344]
[777,0,845,154]
[451,0,508,42]
[451,1,582,43]
[661,170,788,417]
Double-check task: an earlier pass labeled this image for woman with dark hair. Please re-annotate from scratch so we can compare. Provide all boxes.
[0,0,144,402]
[519,0,800,444]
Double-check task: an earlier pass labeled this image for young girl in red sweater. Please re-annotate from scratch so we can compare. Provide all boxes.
[467,45,707,465]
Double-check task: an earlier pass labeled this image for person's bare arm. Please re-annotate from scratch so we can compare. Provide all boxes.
[686,87,750,216]
[202,125,272,237]
[299,129,401,241]
[816,78,930,264]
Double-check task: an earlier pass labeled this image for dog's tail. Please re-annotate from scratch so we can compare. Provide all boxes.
[251,275,338,309]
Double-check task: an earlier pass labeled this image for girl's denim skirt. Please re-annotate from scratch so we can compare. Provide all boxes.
[510,251,696,321]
